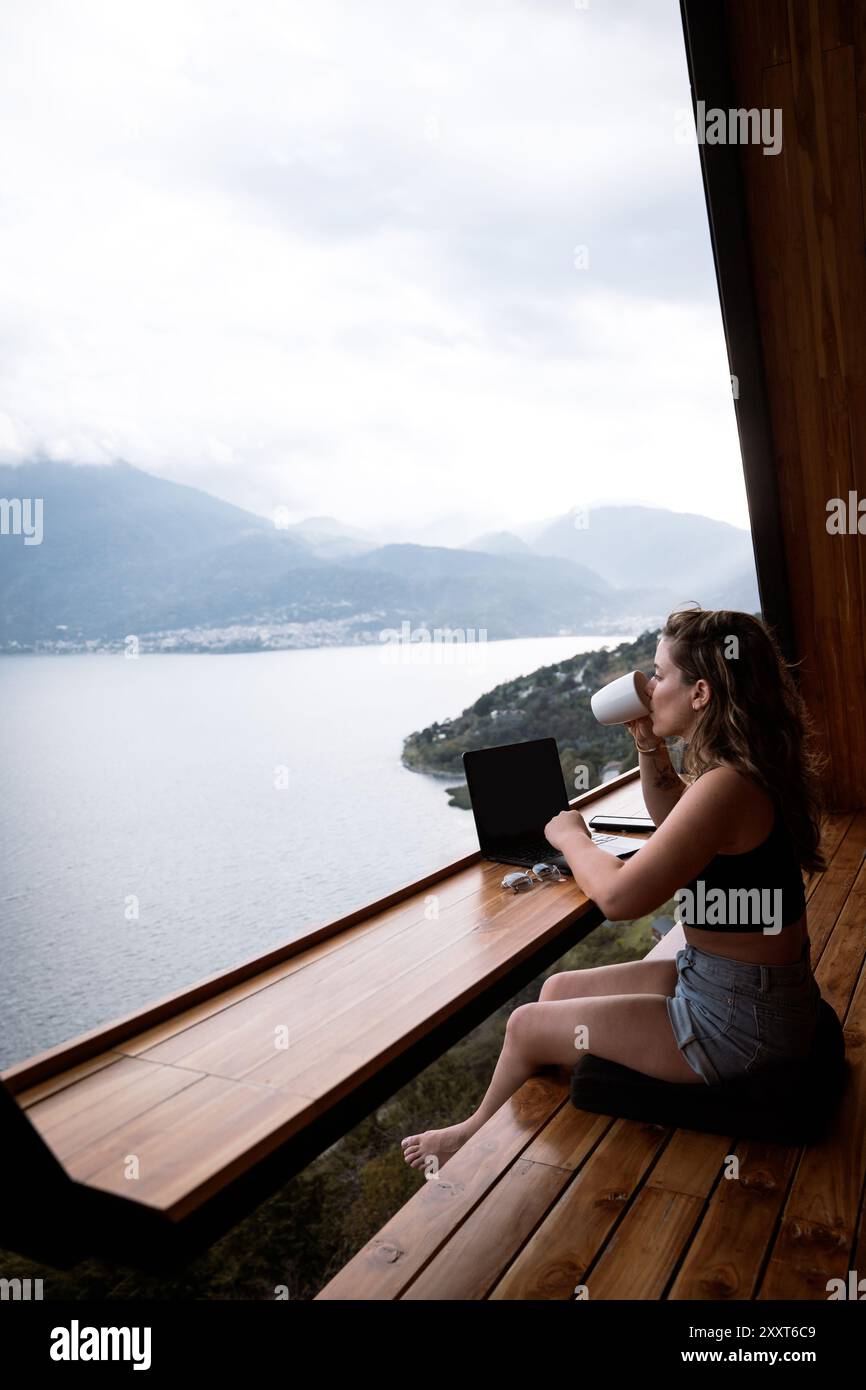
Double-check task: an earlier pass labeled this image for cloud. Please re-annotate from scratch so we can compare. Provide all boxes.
[0,0,750,537]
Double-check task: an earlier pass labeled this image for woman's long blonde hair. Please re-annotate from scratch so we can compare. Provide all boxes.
[661,605,829,872]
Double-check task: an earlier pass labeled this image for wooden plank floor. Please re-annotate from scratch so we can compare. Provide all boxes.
[1,772,650,1229]
[315,810,866,1300]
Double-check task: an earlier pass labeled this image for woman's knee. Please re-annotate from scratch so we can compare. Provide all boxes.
[505,1002,537,1045]
[539,965,608,1002]
[539,973,575,1002]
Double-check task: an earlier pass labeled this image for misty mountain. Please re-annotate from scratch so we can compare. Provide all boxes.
[511,503,757,601]
[0,461,327,642]
[463,529,534,557]
[0,461,759,649]
[283,515,380,561]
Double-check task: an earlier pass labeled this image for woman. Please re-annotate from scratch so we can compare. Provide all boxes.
[402,606,829,1172]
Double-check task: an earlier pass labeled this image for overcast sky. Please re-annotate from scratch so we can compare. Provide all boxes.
[0,0,753,545]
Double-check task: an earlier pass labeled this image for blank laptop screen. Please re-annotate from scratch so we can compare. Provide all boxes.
[465,739,570,848]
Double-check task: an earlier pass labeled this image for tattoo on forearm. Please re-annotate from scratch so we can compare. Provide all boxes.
[652,758,681,791]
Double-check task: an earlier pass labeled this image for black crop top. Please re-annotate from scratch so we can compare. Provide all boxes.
[676,804,806,932]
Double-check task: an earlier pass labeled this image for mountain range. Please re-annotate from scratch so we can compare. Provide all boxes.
[0,461,760,651]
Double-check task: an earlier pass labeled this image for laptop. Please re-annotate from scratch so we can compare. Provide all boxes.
[462,737,645,876]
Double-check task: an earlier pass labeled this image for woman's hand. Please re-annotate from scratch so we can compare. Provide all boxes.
[544,809,591,852]
[624,714,657,749]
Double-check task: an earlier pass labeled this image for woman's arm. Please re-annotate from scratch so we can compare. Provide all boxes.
[605,767,746,920]
[639,742,688,826]
[623,716,687,826]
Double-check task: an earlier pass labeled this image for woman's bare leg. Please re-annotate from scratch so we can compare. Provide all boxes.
[401,1015,542,1173]
[401,987,699,1171]
[539,955,677,1002]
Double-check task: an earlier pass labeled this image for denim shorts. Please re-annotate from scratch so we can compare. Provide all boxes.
[666,938,821,1086]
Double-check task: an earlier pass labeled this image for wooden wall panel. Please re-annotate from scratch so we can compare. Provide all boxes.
[724,0,866,810]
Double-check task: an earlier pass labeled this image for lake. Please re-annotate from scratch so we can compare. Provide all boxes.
[0,633,634,1068]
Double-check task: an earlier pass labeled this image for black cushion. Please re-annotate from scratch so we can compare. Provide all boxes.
[570,997,847,1145]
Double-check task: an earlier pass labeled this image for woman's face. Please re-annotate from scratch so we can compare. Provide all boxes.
[644,637,701,740]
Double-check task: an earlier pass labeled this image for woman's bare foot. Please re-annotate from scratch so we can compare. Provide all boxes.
[401,1120,472,1172]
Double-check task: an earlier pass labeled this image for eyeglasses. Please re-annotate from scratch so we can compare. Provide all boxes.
[500,863,565,893]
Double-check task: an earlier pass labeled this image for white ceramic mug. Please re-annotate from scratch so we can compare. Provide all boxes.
[590,669,651,726]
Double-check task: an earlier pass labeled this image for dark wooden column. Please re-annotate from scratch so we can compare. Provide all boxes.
[682,0,866,811]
